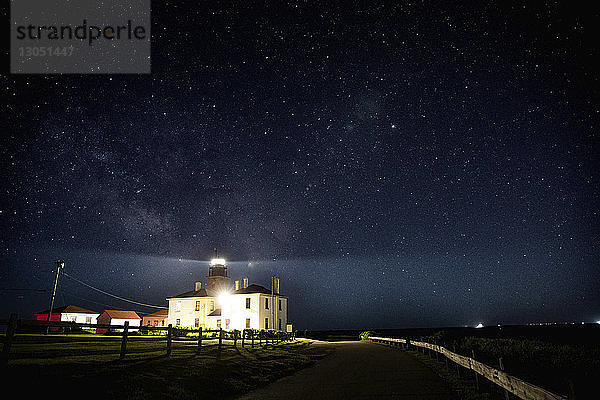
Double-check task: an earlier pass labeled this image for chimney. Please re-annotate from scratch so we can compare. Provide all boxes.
[243,277,248,288]
[235,280,240,290]
[274,277,280,294]
[195,281,201,291]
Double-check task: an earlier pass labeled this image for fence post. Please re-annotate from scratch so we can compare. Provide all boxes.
[2,313,18,365]
[499,358,509,400]
[218,328,223,352]
[444,342,449,370]
[251,330,255,347]
[242,329,246,348]
[470,350,479,391]
[120,321,129,360]
[233,330,238,349]
[197,327,203,352]
[453,344,460,377]
[567,379,576,400]
[166,324,173,356]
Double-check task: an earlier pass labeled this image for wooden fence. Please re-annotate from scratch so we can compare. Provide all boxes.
[1,313,295,364]
[368,336,568,400]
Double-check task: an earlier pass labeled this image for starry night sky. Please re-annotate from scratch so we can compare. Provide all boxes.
[2,1,599,329]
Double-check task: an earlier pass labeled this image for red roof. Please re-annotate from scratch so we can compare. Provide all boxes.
[36,305,98,315]
[100,310,141,320]
[143,309,168,318]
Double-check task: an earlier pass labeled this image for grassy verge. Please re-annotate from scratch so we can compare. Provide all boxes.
[421,333,597,397]
[409,349,506,400]
[4,335,331,399]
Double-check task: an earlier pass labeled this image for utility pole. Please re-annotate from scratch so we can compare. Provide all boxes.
[46,260,64,334]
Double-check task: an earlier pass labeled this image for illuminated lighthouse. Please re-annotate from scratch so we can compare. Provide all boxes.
[166,253,289,331]
[206,258,229,293]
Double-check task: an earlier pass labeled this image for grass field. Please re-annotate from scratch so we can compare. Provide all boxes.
[3,334,331,399]
[420,331,599,399]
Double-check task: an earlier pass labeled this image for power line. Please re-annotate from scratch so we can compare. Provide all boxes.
[60,288,154,315]
[61,271,167,310]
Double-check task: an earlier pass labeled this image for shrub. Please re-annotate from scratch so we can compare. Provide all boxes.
[360,331,372,340]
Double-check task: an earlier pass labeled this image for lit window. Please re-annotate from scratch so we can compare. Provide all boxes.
[217,319,221,328]
[176,319,180,326]
[246,298,251,309]
[246,318,251,329]
[210,301,214,311]
[195,301,200,311]
[195,318,199,327]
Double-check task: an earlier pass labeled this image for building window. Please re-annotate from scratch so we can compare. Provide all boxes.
[265,318,269,329]
[161,320,165,326]
[279,318,282,330]
[147,321,152,326]
[246,298,251,309]
[176,319,181,326]
[217,319,221,328]
[176,301,181,312]
[195,318,199,327]
[154,320,158,326]
[210,301,214,311]
[246,318,251,329]
[265,298,269,309]
[195,301,200,311]
[279,299,282,311]
[85,316,92,324]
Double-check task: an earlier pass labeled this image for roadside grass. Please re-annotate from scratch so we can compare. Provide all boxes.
[3,335,331,399]
[422,333,598,397]
[409,349,506,400]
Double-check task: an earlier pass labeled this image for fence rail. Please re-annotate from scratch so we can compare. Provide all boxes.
[1,313,295,364]
[369,336,568,400]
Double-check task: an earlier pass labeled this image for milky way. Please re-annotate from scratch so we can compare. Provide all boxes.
[2,1,599,329]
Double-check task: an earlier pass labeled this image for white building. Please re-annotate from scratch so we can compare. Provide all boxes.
[166,258,288,331]
[35,305,100,324]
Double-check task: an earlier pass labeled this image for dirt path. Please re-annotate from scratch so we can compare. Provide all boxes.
[237,341,455,400]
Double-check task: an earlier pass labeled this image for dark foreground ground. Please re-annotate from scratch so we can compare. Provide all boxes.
[4,335,459,400]
[238,341,455,400]
[300,325,600,397]
[3,335,330,400]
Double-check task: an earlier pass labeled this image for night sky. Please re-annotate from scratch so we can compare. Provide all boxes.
[2,1,599,329]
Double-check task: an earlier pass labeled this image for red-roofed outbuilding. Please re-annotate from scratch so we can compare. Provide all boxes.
[96,310,141,333]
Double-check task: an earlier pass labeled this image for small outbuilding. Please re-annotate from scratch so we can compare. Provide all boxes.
[96,310,141,333]
[142,309,168,327]
[35,305,99,324]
